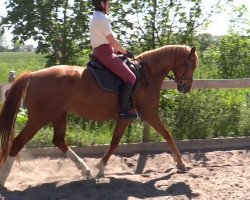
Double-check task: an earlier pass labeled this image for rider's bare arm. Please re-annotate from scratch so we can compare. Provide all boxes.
[106,34,127,54]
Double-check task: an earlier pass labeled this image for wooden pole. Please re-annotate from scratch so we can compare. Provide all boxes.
[142,122,150,142]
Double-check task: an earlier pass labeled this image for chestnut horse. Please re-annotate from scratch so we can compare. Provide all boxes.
[0,45,198,185]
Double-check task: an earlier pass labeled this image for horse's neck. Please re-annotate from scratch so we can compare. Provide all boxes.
[140,60,167,90]
[142,53,173,80]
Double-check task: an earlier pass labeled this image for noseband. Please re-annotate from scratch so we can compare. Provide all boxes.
[166,50,193,86]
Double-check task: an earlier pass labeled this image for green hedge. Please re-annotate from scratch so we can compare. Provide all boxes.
[159,89,250,139]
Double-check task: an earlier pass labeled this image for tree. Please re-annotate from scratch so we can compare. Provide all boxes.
[0,0,234,65]
[199,2,250,79]
[217,34,250,78]
[111,0,227,53]
[0,18,8,52]
[199,34,250,79]
[228,4,250,36]
[0,0,92,66]
[0,33,8,52]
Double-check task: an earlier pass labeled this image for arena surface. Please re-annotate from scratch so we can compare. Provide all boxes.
[0,149,249,200]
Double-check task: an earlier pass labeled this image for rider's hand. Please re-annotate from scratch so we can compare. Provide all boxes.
[125,50,134,59]
[115,51,123,55]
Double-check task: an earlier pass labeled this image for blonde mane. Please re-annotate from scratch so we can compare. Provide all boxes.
[137,45,192,75]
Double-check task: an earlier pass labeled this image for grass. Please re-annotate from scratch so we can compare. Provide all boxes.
[0,52,47,83]
[16,118,147,148]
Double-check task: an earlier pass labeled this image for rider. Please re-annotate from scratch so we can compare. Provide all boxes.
[90,0,137,120]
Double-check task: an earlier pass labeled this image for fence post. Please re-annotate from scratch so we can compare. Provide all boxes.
[8,71,16,82]
[0,71,16,102]
[142,122,150,142]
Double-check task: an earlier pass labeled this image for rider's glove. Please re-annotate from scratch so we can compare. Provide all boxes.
[125,50,134,59]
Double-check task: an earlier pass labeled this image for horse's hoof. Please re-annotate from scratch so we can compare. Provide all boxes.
[176,163,187,171]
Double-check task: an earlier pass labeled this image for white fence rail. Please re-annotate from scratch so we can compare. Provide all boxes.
[161,78,250,89]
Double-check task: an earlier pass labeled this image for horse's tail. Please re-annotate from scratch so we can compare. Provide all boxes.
[0,72,31,164]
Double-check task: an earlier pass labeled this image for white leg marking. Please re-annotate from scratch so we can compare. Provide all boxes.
[0,156,15,186]
[66,148,91,178]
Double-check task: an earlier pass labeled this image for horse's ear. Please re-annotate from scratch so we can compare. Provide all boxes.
[190,47,196,54]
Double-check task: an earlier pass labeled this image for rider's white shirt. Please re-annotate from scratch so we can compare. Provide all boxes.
[89,11,113,49]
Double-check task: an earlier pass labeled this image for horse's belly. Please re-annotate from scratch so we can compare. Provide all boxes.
[65,90,119,121]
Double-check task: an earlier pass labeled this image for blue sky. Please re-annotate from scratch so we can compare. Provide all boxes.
[0,0,249,46]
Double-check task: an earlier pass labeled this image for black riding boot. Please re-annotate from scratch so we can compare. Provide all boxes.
[118,82,138,120]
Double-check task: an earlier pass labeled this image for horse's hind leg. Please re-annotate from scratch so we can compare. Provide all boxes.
[0,155,15,186]
[52,112,91,178]
[96,120,130,177]
[0,120,43,186]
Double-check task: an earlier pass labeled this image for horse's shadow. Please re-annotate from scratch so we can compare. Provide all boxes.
[0,173,193,200]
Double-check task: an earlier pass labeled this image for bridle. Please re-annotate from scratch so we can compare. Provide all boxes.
[166,50,194,86]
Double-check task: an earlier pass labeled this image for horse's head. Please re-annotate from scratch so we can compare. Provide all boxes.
[137,45,198,94]
[171,47,198,94]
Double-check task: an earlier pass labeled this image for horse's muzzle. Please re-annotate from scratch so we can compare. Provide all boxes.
[177,84,191,94]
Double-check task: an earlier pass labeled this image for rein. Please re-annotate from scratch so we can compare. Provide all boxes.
[130,57,148,87]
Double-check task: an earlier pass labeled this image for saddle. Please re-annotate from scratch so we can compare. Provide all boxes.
[87,54,144,94]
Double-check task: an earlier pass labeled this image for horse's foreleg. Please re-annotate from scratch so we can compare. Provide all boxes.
[146,113,186,171]
[96,120,130,178]
[52,113,91,178]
